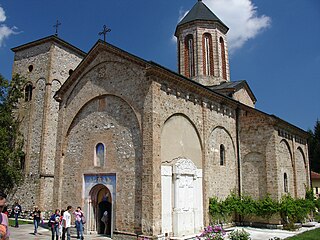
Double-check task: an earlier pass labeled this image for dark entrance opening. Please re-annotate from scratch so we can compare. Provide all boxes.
[97,187,112,235]
[89,184,112,236]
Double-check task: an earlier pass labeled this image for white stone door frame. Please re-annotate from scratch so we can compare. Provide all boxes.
[161,158,203,237]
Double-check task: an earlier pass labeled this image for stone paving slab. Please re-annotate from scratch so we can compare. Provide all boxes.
[227,223,320,240]
[8,224,111,240]
[8,222,320,240]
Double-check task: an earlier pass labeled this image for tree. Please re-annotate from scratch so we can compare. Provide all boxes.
[0,73,25,192]
[309,119,320,173]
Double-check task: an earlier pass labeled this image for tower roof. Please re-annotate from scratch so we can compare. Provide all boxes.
[11,35,86,57]
[177,0,228,30]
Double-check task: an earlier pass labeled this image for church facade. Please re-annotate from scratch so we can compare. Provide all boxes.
[11,1,309,238]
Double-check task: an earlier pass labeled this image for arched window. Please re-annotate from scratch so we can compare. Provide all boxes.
[185,34,195,78]
[28,65,33,72]
[203,33,214,76]
[24,83,33,102]
[284,173,288,193]
[95,143,105,167]
[220,144,225,166]
[219,37,227,80]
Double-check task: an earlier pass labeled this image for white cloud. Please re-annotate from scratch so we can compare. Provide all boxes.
[0,5,17,47]
[203,0,271,53]
[174,0,271,53]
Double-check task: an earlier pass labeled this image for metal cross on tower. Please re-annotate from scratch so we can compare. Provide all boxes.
[53,20,61,36]
[99,25,111,42]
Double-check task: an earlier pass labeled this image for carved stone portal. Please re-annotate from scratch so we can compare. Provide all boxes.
[161,157,203,237]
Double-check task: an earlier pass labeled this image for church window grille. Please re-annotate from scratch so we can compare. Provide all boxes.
[185,35,195,78]
[284,173,288,193]
[203,33,214,76]
[220,144,225,166]
[24,83,33,102]
[219,37,227,80]
[95,143,105,167]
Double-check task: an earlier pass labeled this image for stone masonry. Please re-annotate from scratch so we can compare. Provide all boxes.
[10,1,310,239]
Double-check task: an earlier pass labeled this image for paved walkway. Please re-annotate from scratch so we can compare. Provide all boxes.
[8,224,110,240]
[8,222,320,240]
[227,223,320,240]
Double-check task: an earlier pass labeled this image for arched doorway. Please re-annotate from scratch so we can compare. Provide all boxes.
[89,184,112,236]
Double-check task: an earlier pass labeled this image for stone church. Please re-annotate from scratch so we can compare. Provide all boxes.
[11,0,310,238]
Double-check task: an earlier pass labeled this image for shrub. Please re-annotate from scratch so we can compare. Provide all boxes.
[209,197,227,223]
[280,194,315,223]
[314,213,320,222]
[315,197,320,211]
[238,195,257,219]
[256,195,279,219]
[209,192,316,225]
[228,229,251,240]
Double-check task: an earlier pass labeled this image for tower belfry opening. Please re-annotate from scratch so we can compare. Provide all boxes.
[175,0,230,86]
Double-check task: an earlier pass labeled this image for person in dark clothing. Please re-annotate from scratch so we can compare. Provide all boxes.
[32,206,41,235]
[49,209,61,240]
[12,201,21,228]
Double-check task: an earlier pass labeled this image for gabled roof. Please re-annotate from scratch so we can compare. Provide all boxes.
[53,37,307,138]
[209,80,257,104]
[11,35,86,57]
[54,40,149,100]
[176,0,228,31]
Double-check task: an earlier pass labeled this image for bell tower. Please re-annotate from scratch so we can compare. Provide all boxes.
[175,0,230,86]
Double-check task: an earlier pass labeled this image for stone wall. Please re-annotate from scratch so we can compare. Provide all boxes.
[11,37,310,238]
[176,24,230,86]
[239,108,310,201]
[154,73,238,232]
[54,49,150,234]
[233,88,255,108]
[11,39,84,211]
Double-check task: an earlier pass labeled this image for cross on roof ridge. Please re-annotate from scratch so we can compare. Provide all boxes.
[99,25,111,42]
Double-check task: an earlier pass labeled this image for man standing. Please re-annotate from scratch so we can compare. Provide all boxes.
[0,190,10,239]
[13,200,21,228]
[32,206,41,235]
[62,206,72,240]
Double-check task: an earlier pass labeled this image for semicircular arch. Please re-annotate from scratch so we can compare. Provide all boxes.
[295,146,308,198]
[209,126,236,157]
[66,94,140,137]
[280,139,293,167]
[206,125,237,200]
[66,60,144,106]
[161,113,202,168]
[278,139,295,196]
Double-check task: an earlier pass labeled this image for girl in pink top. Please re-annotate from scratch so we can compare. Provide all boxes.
[73,207,84,239]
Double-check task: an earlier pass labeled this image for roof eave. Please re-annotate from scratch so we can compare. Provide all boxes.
[175,20,229,36]
[11,35,86,57]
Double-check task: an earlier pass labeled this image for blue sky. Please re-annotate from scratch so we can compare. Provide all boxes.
[0,0,319,131]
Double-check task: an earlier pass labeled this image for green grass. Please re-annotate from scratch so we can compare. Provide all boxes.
[8,219,32,226]
[286,228,320,239]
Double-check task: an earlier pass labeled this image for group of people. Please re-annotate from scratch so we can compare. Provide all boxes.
[0,189,87,240]
[48,206,85,240]
[32,205,85,240]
